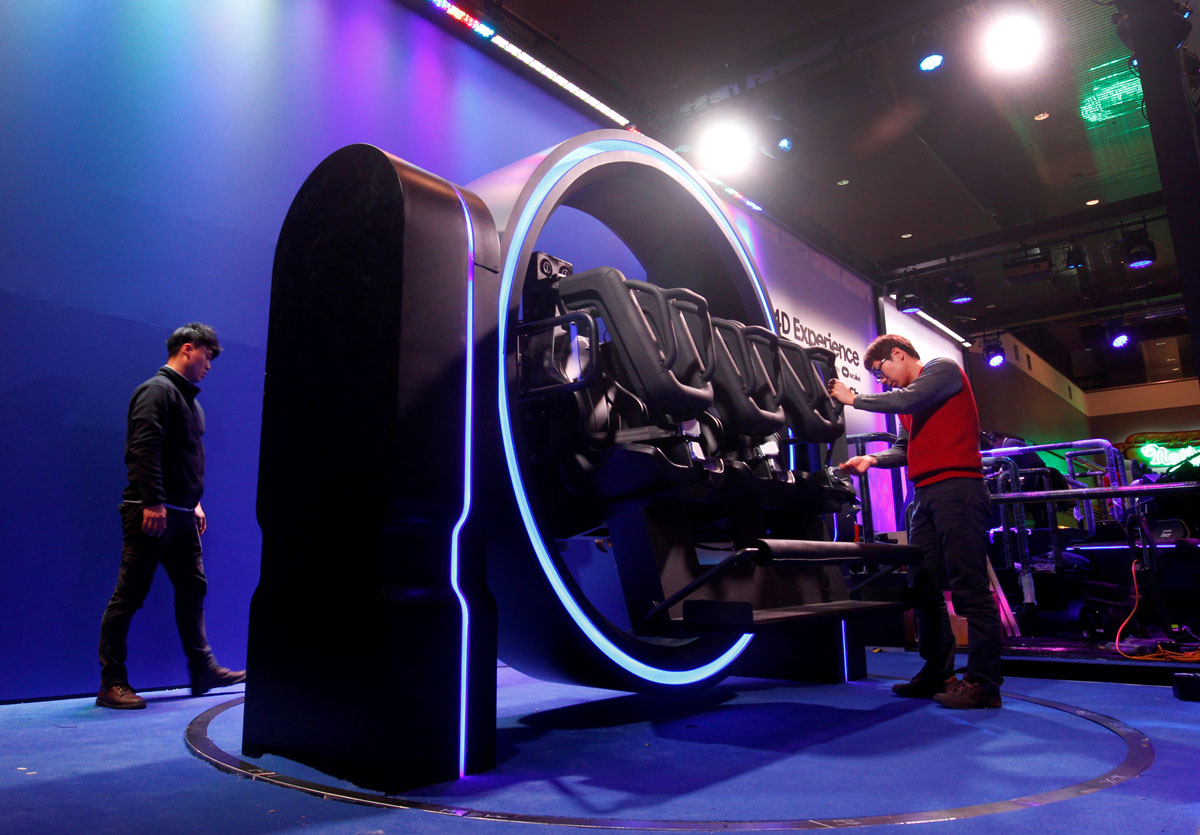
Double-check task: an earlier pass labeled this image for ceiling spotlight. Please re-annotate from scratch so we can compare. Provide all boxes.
[1104,318,1132,349]
[1121,227,1157,269]
[914,30,945,71]
[983,9,1046,73]
[946,272,975,305]
[1064,245,1086,271]
[984,335,1006,368]
[696,121,758,177]
[897,291,923,313]
[759,115,797,160]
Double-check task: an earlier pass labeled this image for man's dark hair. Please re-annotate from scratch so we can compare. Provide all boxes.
[167,323,222,359]
[863,333,919,369]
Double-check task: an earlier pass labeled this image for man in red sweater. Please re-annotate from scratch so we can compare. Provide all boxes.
[828,334,1002,709]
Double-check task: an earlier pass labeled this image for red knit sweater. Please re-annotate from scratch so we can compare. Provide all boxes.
[899,364,983,487]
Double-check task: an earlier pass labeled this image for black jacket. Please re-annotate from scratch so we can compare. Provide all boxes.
[122,366,206,508]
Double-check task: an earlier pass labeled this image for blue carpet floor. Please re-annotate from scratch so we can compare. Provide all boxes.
[3,650,1198,833]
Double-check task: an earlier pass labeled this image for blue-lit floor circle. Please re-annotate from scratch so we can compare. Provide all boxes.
[187,671,1153,829]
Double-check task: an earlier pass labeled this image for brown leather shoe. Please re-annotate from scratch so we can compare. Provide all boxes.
[892,673,958,698]
[96,683,147,710]
[933,678,1002,709]
[190,666,246,696]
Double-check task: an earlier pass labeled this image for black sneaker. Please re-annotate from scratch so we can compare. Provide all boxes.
[190,666,246,696]
[933,678,1002,709]
[97,683,147,710]
[892,673,958,698]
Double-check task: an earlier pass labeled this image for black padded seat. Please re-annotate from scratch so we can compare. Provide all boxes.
[708,318,787,438]
[776,339,843,444]
[803,346,845,427]
[558,267,714,420]
[551,268,725,504]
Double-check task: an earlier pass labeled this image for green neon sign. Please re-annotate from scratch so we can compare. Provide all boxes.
[1137,443,1200,469]
[1080,72,1144,124]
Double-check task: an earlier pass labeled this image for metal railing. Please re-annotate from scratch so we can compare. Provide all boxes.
[845,431,898,543]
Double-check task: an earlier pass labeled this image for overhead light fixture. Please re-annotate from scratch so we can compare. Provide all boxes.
[758,115,797,160]
[1121,227,1156,269]
[897,290,923,314]
[1003,247,1052,284]
[946,271,975,305]
[836,178,850,186]
[983,8,1046,73]
[696,121,758,177]
[1063,245,1087,271]
[900,232,913,239]
[1086,198,1100,206]
[1103,318,1132,349]
[984,335,1006,368]
[1034,111,1050,121]
[914,30,945,72]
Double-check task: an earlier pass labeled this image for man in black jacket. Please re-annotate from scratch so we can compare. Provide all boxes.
[97,323,245,709]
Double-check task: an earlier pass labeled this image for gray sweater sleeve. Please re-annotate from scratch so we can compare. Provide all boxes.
[852,358,963,415]
[868,424,909,469]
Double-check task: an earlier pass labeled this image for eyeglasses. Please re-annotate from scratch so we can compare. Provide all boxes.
[870,355,893,382]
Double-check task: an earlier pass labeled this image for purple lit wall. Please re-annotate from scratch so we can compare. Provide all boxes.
[0,0,602,701]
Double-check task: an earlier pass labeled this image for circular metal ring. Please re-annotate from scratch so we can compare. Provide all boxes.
[187,685,1154,830]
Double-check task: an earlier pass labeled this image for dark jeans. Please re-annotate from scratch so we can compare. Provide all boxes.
[908,478,1003,691]
[98,503,216,686]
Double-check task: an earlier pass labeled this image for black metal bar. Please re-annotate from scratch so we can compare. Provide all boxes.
[845,564,901,596]
[754,538,924,564]
[845,432,899,544]
[644,548,763,621]
[516,310,598,398]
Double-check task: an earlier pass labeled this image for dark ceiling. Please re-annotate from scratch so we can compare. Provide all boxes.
[427,0,1200,389]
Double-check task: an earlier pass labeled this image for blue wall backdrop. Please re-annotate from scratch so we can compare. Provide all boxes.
[0,0,603,701]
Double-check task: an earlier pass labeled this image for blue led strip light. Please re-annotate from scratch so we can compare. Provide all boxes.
[424,0,630,126]
[450,187,476,776]
[497,138,772,684]
[840,619,849,682]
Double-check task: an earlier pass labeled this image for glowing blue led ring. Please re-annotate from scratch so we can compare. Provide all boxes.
[497,136,775,685]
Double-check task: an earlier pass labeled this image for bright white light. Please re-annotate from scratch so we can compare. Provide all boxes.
[696,122,757,177]
[919,53,944,72]
[983,12,1045,72]
[915,310,973,347]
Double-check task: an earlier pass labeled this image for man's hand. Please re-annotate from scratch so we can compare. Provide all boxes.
[839,455,877,475]
[827,378,855,406]
[194,502,206,536]
[142,504,167,536]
